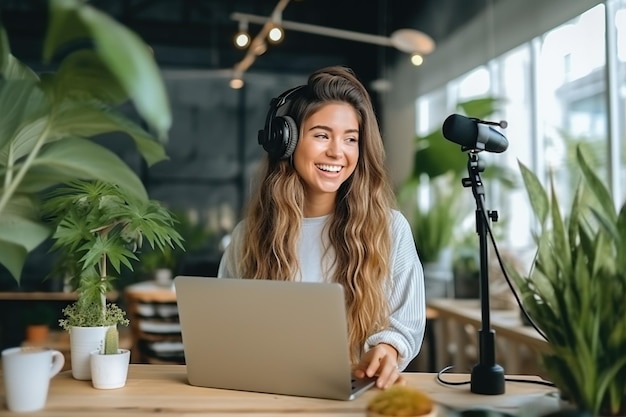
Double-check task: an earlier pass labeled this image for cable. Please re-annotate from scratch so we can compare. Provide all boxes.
[474,184,549,341]
[436,365,556,388]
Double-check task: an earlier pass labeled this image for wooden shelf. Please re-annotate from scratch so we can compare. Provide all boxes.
[124,281,183,365]
[0,291,119,301]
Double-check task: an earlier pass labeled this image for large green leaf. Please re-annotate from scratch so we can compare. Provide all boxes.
[20,138,148,200]
[45,49,127,106]
[0,195,51,251]
[413,130,467,179]
[1,27,39,81]
[0,195,51,281]
[44,0,171,139]
[518,160,549,226]
[0,80,49,155]
[0,240,28,282]
[43,0,91,63]
[577,146,617,223]
[76,5,171,140]
[48,101,167,166]
[457,97,505,119]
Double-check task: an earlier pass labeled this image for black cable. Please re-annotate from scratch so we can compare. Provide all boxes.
[474,185,549,341]
[436,365,556,388]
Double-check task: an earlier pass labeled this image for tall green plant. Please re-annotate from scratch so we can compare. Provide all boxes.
[0,0,171,281]
[47,180,184,329]
[509,146,626,416]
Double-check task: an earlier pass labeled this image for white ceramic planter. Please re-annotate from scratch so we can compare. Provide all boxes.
[69,326,109,380]
[90,349,131,389]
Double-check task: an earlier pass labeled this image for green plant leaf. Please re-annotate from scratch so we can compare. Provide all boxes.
[0,239,28,281]
[47,101,167,166]
[518,160,549,226]
[45,49,128,106]
[43,0,91,63]
[0,80,49,156]
[457,97,504,119]
[21,138,148,199]
[577,146,616,223]
[76,5,171,140]
[413,130,466,180]
[0,195,51,252]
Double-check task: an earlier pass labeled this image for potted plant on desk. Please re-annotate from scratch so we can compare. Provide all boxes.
[45,180,184,380]
[90,326,131,389]
[509,146,626,416]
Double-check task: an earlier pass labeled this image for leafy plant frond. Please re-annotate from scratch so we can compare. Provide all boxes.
[515,144,626,416]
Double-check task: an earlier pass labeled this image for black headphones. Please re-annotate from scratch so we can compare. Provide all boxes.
[257,85,306,161]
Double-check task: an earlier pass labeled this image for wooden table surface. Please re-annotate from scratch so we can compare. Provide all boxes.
[0,364,560,416]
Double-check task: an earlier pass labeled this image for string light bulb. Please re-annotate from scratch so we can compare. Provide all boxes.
[410,53,424,66]
[268,26,284,43]
[234,20,250,49]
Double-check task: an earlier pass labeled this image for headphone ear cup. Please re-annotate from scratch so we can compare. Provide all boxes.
[279,115,299,159]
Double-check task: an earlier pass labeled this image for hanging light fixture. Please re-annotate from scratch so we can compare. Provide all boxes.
[267,11,284,44]
[234,20,250,49]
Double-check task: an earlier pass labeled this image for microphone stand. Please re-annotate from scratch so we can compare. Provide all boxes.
[461,150,505,395]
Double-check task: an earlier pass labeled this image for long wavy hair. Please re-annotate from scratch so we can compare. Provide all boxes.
[240,66,395,364]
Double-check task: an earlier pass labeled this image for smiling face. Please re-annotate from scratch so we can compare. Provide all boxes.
[293,102,360,217]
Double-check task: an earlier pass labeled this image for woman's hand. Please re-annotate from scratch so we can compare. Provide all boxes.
[353,343,406,389]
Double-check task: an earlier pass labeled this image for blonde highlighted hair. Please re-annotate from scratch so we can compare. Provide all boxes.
[240,66,395,364]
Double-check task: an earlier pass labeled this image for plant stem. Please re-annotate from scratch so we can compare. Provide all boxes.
[100,253,107,322]
[0,120,51,216]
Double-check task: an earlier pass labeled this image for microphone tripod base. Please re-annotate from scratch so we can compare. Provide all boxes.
[470,363,505,395]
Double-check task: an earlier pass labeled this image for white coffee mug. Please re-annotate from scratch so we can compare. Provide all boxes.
[2,346,65,412]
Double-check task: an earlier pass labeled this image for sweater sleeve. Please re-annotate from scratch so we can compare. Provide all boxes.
[217,220,246,278]
[364,210,426,371]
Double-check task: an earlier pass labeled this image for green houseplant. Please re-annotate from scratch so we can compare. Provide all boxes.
[509,146,626,416]
[0,0,171,282]
[43,179,184,379]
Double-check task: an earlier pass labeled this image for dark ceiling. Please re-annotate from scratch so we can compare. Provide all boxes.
[1,0,489,87]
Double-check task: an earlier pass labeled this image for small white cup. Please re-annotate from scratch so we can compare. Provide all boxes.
[2,347,65,412]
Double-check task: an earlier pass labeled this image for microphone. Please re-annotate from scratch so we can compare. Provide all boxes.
[442,114,509,153]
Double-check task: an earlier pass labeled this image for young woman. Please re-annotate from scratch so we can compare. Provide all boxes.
[218,66,425,389]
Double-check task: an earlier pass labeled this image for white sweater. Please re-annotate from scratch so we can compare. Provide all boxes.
[217,209,426,370]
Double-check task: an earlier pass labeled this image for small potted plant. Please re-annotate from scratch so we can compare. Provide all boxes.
[90,326,131,389]
[23,302,56,344]
[44,179,184,380]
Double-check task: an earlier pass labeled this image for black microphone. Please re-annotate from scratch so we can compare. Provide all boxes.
[442,114,509,153]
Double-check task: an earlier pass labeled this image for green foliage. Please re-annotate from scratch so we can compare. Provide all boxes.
[0,0,172,281]
[509,146,626,416]
[59,301,128,331]
[137,209,215,275]
[402,97,516,264]
[400,174,461,264]
[103,326,119,354]
[44,180,185,329]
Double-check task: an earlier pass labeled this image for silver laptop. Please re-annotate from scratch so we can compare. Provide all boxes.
[174,275,377,400]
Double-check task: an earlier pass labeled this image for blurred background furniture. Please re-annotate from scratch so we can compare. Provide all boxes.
[124,281,184,364]
[427,298,550,378]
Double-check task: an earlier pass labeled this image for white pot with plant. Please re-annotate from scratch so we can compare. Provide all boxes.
[90,326,131,389]
[47,180,184,380]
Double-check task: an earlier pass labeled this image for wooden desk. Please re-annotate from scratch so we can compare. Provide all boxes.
[0,365,559,416]
[427,299,550,376]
